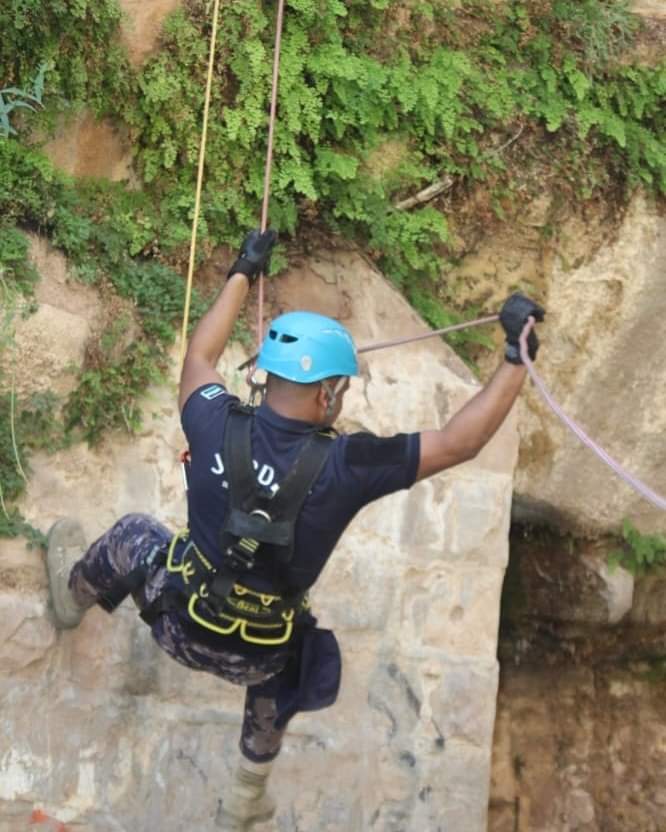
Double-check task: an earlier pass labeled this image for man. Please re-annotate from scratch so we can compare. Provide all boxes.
[46,229,544,831]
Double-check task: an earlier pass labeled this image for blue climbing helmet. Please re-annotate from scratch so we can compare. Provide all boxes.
[257,311,359,383]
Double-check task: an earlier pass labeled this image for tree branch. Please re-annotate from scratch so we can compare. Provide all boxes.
[394,176,454,211]
[393,125,525,212]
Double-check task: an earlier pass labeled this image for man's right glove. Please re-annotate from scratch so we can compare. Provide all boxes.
[227,228,278,283]
[500,292,546,365]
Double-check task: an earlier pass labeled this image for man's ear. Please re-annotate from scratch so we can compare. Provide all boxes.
[315,382,330,411]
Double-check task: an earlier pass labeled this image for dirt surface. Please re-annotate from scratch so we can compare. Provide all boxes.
[490,661,666,832]
[491,524,666,831]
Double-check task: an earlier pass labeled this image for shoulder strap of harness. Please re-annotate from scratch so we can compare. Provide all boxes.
[224,404,335,518]
[212,404,335,600]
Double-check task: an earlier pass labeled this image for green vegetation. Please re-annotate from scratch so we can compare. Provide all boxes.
[0,0,664,540]
[608,519,666,576]
[0,0,130,116]
[0,388,63,547]
[0,141,208,446]
[0,62,47,138]
[114,0,664,296]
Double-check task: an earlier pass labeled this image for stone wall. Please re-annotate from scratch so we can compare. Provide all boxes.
[488,526,666,832]
[0,244,519,831]
[633,0,666,20]
[490,664,666,832]
[513,194,666,537]
[5,3,664,828]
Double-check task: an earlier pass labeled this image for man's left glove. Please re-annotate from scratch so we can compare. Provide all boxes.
[227,228,278,283]
[500,292,546,364]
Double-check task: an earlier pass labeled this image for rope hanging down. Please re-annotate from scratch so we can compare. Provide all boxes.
[355,318,666,512]
[256,0,287,351]
[178,0,222,370]
[178,0,286,370]
[518,320,666,512]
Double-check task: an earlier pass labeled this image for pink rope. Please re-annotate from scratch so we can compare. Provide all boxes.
[357,314,499,354]
[256,0,286,351]
[519,318,666,511]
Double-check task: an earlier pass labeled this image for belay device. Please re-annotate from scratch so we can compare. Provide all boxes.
[162,404,335,646]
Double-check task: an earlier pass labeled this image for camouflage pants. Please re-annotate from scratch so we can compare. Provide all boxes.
[69,512,291,762]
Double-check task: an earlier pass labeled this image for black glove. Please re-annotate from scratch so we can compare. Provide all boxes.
[500,292,546,364]
[227,229,277,283]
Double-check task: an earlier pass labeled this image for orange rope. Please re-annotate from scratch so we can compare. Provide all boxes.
[178,0,222,370]
[179,0,285,374]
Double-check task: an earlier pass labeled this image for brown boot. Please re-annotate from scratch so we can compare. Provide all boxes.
[217,759,276,831]
[46,519,88,629]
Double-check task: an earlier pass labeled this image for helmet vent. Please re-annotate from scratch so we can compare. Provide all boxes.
[269,329,298,344]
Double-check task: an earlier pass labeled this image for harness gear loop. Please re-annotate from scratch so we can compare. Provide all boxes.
[172,405,333,644]
[164,531,306,646]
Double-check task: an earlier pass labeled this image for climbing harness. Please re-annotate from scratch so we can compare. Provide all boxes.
[148,531,309,646]
[159,405,334,645]
[103,405,335,646]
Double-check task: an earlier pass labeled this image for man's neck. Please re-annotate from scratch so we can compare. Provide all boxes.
[264,392,320,425]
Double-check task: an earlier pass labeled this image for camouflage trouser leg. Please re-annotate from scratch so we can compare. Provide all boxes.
[69,513,291,762]
[240,674,293,763]
[68,512,172,610]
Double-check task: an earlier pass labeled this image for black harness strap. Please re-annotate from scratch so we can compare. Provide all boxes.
[212,406,334,601]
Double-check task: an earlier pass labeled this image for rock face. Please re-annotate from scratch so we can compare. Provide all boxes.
[0,245,519,831]
[489,664,666,832]
[118,0,183,67]
[490,526,666,832]
[3,236,103,399]
[43,113,135,183]
[633,0,666,20]
[514,195,666,536]
[42,0,183,181]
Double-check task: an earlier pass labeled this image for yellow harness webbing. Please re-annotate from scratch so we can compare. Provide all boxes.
[166,531,304,647]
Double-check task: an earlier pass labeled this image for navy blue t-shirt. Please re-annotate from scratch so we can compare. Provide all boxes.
[180,383,420,594]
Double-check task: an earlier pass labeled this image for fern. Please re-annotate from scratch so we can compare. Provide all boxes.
[609,520,666,576]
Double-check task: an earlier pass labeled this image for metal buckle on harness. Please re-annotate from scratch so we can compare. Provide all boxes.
[247,372,266,407]
[224,509,271,572]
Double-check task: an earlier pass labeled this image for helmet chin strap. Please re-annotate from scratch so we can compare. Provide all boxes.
[321,377,346,420]
[248,371,267,407]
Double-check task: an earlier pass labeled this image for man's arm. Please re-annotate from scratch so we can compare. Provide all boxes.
[178,229,277,413]
[178,274,249,413]
[416,361,526,480]
[416,293,545,481]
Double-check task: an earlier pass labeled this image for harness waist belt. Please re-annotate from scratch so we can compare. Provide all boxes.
[162,531,308,646]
